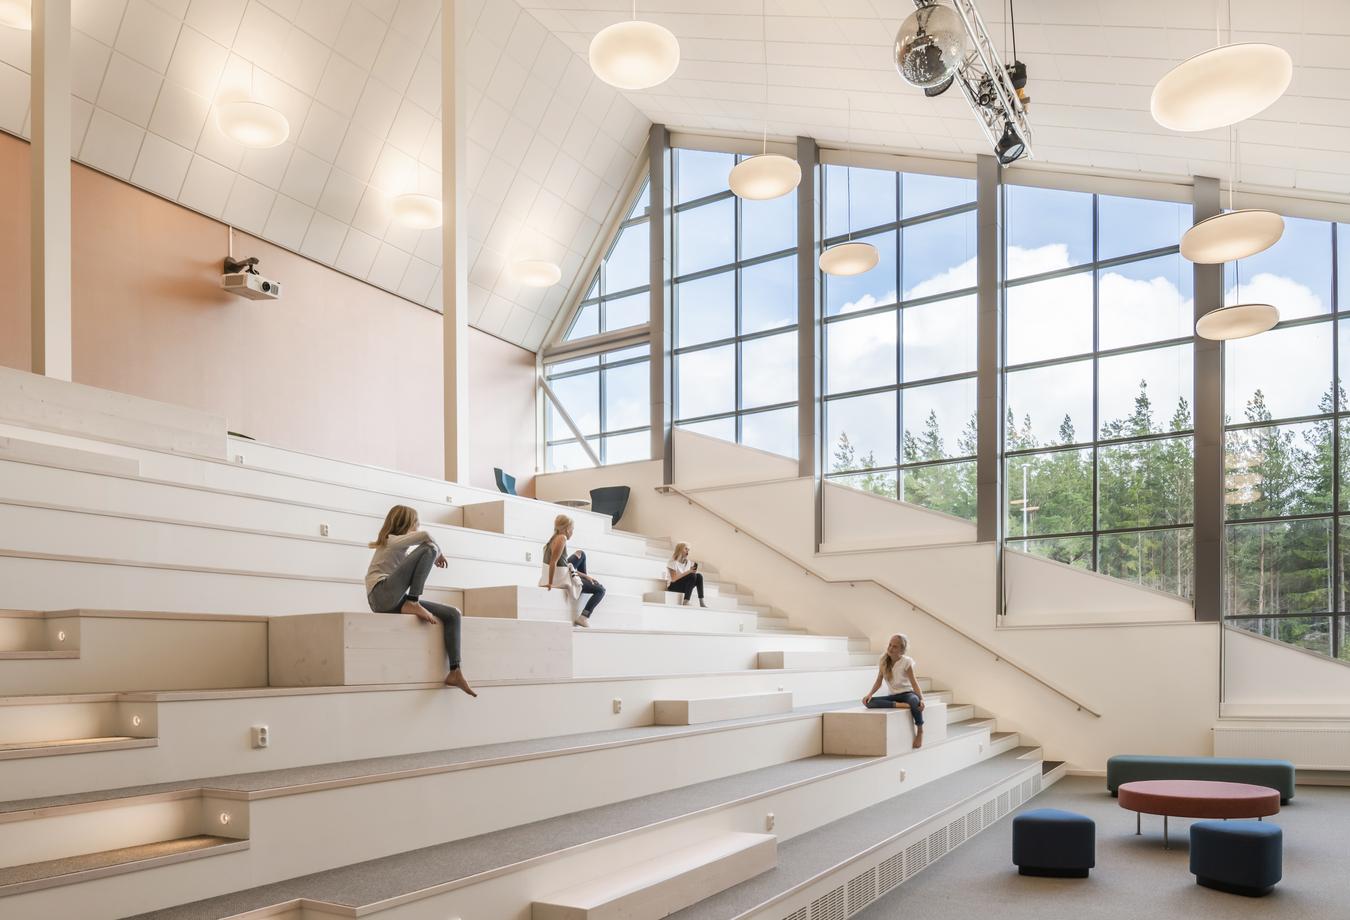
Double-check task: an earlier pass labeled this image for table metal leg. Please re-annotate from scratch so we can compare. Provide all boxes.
[1136,812,1141,835]
[1164,816,1169,850]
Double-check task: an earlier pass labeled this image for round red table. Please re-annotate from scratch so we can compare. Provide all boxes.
[1118,780,1281,849]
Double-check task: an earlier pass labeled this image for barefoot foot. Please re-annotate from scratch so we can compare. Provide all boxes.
[444,669,477,697]
[912,728,924,749]
[401,600,437,624]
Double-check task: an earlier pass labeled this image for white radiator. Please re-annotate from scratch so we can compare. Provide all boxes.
[1213,722,1350,770]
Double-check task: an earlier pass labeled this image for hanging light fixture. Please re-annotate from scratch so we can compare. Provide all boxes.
[1195,303,1279,341]
[390,193,442,229]
[588,1,680,90]
[1151,1,1290,132]
[512,260,562,288]
[0,0,31,30]
[820,98,878,277]
[728,0,800,201]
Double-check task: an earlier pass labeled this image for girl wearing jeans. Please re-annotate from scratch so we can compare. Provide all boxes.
[366,505,475,697]
[862,633,925,748]
[543,514,605,627]
[665,542,706,607]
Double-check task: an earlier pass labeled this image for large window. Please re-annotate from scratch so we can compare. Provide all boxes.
[1223,217,1350,658]
[822,165,979,520]
[672,148,799,459]
[546,179,652,471]
[563,182,651,341]
[544,345,650,470]
[1003,186,1195,598]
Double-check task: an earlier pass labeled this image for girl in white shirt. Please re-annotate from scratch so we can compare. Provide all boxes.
[862,633,925,748]
[366,505,475,697]
[665,542,706,607]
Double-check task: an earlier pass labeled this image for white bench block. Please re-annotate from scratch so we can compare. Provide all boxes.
[757,650,877,670]
[822,703,949,755]
[532,831,777,920]
[269,613,572,686]
[0,435,139,475]
[654,691,794,725]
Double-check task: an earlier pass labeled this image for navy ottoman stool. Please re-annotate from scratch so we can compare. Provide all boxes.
[1190,820,1282,896]
[1012,808,1095,878]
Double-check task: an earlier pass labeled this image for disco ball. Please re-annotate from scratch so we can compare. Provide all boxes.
[894,4,966,90]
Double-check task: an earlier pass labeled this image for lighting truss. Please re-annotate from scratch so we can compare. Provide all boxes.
[929,0,1034,161]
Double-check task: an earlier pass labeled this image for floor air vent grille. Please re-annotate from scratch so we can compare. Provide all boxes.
[878,852,903,892]
[847,867,876,914]
[904,838,928,877]
[983,800,996,826]
[810,885,846,920]
[948,813,968,847]
[997,790,1011,817]
[784,909,808,920]
[928,825,949,859]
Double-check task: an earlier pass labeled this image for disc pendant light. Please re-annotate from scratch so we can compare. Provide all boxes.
[1195,303,1279,341]
[216,66,290,149]
[820,99,878,277]
[588,1,680,90]
[1181,208,1283,264]
[390,193,443,229]
[728,0,800,201]
[1152,0,1290,132]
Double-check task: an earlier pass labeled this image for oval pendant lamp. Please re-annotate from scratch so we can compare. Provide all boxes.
[390,193,443,229]
[1195,303,1279,341]
[819,98,878,277]
[512,260,563,288]
[216,100,290,148]
[1181,208,1283,264]
[728,0,800,202]
[588,2,679,90]
[1151,1,1290,132]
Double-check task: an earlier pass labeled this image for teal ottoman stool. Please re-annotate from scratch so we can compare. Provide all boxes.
[1190,821,1282,896]
[1012,808,1095,878]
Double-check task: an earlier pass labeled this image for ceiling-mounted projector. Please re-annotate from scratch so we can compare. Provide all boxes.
[895,0,1033,164]
[222,256,282,301]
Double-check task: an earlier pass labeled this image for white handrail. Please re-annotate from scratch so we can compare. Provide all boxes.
[656,484,1102,718]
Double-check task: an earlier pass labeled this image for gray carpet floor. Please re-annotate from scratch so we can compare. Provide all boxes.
[856,775,1350,920]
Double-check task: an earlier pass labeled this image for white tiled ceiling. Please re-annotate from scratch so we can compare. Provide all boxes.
[519,0,1350,198]
[0,0,651,351]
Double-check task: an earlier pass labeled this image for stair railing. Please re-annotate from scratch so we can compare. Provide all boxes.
[657,484,1102,718]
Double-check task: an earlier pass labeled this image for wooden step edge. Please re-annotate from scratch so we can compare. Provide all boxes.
[0,736,157,761]
[0,650,79,660]
[0,835,248,898]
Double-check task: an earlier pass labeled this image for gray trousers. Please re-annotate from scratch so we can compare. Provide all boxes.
[367,542,462,670]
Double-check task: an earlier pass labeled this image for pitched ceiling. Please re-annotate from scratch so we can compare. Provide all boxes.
[0,0,651,351]
[520,0,1350,199]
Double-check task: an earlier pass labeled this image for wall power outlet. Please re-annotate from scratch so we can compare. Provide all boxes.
[252,725,270,749]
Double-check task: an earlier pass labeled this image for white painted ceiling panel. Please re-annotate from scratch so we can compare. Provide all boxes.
[0,0,651,351]
[519,0,1350,199]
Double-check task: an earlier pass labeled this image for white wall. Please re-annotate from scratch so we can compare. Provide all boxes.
[1224,627,1350,715]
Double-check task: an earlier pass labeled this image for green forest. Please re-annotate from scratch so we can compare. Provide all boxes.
[829,378,1349,660]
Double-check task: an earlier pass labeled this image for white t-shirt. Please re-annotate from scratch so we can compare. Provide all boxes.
[882,654,916,693]
[666,556,694,583]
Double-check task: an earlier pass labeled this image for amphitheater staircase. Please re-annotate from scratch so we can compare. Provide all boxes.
[0,419,1066,920]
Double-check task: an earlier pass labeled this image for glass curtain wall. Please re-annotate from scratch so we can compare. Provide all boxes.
[1002,185,1196,599]
[1223,217,1350,658]
[671,148,799,458]
[545,179,652,471]
[821,165,979,519]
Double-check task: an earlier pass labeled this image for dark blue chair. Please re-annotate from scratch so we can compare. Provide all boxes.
[1012,808,1095,878]
[589,486,630,526]
[494,468,517,496]
[1190,820,1282,897]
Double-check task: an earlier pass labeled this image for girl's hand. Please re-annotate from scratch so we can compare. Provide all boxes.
[862,695,872,706]
[918,699,926,711]
[434,555,448,568]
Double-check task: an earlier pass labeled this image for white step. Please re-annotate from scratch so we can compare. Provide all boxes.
[822,704,950,755]
[465,586,761,634]
[532,831,776,920]
[0,667,879,800]
[642,590,743,612]
[462,499,647,555]
[654,691,793,726]
[0,610,267,694]
[0,435,139,476]
[268,613,571,686]
[575,630,861,677]
[757,650,877,670]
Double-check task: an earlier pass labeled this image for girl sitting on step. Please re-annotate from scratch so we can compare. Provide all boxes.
[862,633,925,748]
[665,542,706,607]
[366,505,475,697]
[541,514,606,627]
